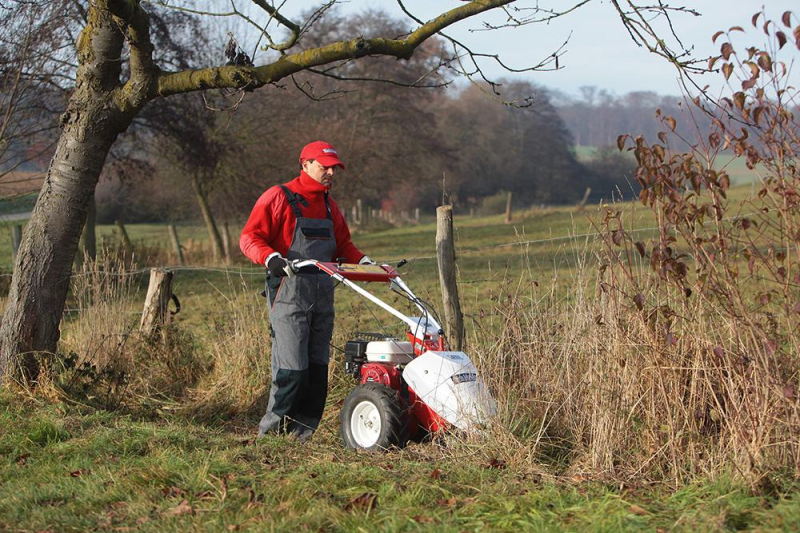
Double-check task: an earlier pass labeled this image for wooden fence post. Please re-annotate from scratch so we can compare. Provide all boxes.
[356,199,363,225]
[115,219,133,255]
[168,224,185,265]
[436,205,465,351]
[504,192,513,224]
[11,224,22,264]
[414,207,420,223]
[140,268,174,338]
[351,205,358,225]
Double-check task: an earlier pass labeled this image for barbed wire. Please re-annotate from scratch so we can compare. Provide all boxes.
[0,211,757,280]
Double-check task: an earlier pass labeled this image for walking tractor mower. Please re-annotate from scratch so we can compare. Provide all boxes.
[287,259,496,451]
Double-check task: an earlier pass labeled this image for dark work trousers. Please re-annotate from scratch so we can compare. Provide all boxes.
[259,187,337,439]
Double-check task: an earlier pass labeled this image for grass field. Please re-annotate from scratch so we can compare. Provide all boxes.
[1,182,797,531]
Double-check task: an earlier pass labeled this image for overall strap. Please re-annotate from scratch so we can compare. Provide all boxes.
[279,185,306,219]
[323,192,333,220]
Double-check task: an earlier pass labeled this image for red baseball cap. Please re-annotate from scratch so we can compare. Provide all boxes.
[299,141,345,170]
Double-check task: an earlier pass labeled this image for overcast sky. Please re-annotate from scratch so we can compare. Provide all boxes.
[273,0,798,99]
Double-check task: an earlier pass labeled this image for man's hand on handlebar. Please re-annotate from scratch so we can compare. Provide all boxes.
[266,255,295,278]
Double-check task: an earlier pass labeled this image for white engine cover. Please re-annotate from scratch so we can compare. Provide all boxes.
[365,340,414,364]
[402,351,496,431]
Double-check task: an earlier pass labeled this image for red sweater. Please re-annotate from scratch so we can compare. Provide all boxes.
[239,172,363,266]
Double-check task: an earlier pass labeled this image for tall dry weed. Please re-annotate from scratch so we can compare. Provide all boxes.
[462,15,799,485]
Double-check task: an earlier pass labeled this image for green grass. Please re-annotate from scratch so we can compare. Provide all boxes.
[1,181,796,530]
[1,391,797,532]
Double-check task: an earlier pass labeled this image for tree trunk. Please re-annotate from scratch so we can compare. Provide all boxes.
[0,7,132,385]
[190,175,225,263]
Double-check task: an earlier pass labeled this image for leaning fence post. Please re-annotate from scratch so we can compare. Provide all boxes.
[504,192,513,224]
[168,224,185,266]
[140,268,174,338]
[436,205,465,351]
[11,224,22,264]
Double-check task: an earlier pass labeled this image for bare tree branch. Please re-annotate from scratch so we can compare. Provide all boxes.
[156,0,515,97]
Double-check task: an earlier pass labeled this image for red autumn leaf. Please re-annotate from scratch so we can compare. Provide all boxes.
[69,470,83,478]
[345,493,378,512]
[782,11,792,27]
[486,458,507,469]
[665,116,677,132]
[617,134,628,151]
[15,453,31,466]
[430,468,443,479]
[776,31,787,49]
[635,242,646,258]
[733,92,746,110]
[712,30,725,43]
[751,13,761,27]
[742,77,757,91]
[713,346,724,358]
[757,53,773,72]
[721,63,734,82]
[612,230,625,246]
[721,42,733,60]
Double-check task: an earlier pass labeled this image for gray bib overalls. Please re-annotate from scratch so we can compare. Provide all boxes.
[259,186,337,438]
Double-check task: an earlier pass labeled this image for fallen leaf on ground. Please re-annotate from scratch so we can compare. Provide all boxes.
[164,499,193,516]
[161,486,186,498]
[345,492,378,512]
[412,514,435,523]
[436,497,458,507]
[68,470,83,478]
[15,453,30,466]
[628,504,649,516]
[430,468,443,479]
[486,458,506,469]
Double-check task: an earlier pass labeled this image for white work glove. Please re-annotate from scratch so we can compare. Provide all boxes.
[359,255,376,265]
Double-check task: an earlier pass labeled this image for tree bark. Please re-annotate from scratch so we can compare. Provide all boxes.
[0,7,133,385]
[81,195,97,261]
[190,175,225,263]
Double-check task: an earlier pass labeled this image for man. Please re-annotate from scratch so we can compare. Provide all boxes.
[240,141,372,441]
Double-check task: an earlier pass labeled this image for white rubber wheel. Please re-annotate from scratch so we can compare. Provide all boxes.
[340,383,408,451]
[350,401,382,448]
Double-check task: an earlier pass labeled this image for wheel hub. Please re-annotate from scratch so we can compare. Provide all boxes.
[350,400,382,448]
